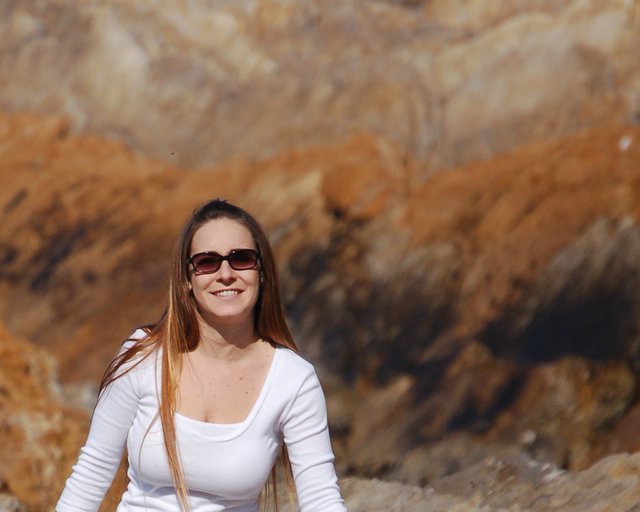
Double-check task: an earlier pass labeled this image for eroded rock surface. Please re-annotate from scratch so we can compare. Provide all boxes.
[1,1,640,510]
[1,111,640,510]
[0,0,637,169]
[285,452,640,511]
[0,321,87,510]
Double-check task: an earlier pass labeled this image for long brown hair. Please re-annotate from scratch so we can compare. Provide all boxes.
[99,199,298,510]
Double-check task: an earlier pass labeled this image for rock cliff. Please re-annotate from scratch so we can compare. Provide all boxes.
[2,311,640,511]
[1,0,640,510]
[0,322,87,511]
[0,0,638,169]
[1,110,639,509]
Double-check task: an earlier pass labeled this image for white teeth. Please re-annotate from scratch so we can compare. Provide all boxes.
[214,290,239,297]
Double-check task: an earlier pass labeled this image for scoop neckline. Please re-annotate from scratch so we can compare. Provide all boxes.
[174,347,281,439]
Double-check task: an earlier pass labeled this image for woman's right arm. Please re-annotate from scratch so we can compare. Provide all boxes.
[56,353,141,512]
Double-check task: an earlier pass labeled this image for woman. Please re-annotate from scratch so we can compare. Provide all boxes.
[57,199,347,511]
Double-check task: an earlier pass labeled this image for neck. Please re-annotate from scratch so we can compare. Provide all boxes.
[195,317,261,362]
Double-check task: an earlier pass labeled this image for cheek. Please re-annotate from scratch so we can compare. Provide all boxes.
[190,276,212,299]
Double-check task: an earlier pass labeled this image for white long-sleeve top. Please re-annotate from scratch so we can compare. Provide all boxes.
[57,330,346,511]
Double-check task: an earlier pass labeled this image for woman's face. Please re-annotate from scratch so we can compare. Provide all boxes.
[188,218,260,329]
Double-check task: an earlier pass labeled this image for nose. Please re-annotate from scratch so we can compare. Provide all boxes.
[216,260,236,282]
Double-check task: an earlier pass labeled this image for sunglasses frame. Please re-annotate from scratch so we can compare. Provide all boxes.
[187,248,260,275]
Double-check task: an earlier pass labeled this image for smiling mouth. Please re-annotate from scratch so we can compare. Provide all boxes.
[213,290,240,297]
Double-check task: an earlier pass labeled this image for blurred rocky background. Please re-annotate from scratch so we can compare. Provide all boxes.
[1,0,640,510]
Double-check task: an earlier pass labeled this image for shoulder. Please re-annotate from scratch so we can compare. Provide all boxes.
[120,327,151,351]
[112,328,158,377]
[273,347,325,401]
[275,347,317,378]
[129,327,149,341]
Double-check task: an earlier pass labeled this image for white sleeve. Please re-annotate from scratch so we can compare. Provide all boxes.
[56,357,140,511]
[282,368,347,512]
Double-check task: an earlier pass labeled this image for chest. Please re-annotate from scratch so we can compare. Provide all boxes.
[126,411,281,500]
[124,350,286,500]
[177,350,274,424]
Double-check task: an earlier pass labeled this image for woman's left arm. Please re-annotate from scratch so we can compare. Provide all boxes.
[282,367,347,512]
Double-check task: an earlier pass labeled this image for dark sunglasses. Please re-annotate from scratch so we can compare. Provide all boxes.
[188,249,259,275]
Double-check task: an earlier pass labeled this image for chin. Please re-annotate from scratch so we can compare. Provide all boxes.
[207,310,254,326]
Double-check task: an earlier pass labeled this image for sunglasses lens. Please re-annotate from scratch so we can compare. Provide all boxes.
[229,249,258,270]
[189,249,259,274]
[191,253,222,274]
